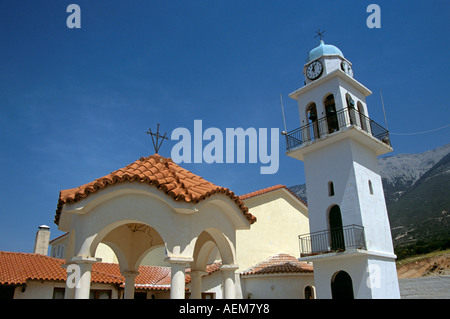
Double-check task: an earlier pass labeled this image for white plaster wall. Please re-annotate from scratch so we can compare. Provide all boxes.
[197,270,224,299]
[13,281,60,299]
[13,281,120,299]
[349,140,394,253]
[323,56,342,76]
[304,138,363,233]
[312,255,400,299]
[366,257,400,299]
[241,274,315,299]
[312,256,371,299]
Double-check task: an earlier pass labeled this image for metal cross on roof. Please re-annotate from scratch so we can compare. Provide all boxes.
[146,124,168,154]
[314,29,326,41]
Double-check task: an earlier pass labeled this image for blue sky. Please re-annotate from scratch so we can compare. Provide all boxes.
[1,0,449,253]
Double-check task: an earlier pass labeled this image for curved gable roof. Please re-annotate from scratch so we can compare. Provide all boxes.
[55,154,256,225]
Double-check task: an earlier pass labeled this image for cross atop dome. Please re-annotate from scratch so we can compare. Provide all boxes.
[314,28,326,41]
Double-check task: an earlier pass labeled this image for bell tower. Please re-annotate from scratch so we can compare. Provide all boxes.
[283,39,400,299]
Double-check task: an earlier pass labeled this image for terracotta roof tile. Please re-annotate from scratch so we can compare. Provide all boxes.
[0,251,199,291]
[241,254,313,276]
[0,251,67,285]
[55,154,256,225]
[239,184,307,206]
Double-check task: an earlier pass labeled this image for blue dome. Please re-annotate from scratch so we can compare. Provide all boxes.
[307,40,344,63]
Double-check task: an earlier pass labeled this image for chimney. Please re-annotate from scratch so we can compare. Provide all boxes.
[33,225,50,255]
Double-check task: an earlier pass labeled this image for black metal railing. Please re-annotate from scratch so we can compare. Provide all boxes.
[298,224,366,257]
[284,107,391,151]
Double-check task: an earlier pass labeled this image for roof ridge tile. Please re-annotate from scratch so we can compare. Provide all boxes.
[55,154,256,225]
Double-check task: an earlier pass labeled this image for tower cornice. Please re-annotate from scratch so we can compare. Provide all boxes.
[289,69,372,100]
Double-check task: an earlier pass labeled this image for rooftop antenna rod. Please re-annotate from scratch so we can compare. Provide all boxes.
[146,123,168,154]
[380,89,389,130]
[280,94,287,134]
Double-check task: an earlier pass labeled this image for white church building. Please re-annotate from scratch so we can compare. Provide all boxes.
[0,39,400,299]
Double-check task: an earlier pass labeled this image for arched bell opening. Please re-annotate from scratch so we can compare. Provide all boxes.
[324,94,339,133]
[306,102,320,141]
[357,101,369,132]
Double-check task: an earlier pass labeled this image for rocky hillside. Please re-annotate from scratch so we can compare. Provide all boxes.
[378,143,450,204]
[289,143,450,248]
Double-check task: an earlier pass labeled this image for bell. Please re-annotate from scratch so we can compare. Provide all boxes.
[348,98,355,108]
[326,106,336,113]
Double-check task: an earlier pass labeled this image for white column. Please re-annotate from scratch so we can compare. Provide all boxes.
[122,271,139,299]
[221,265,239,299]
[65,256,100,299]
[63,265,75,299]
[190,270,207,299]
[166,257,191,299]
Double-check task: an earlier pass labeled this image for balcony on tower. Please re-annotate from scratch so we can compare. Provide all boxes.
[283,106,392,160]
[298,224,367,258]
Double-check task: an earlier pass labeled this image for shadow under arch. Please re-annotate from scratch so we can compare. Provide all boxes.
[89,219,165,272]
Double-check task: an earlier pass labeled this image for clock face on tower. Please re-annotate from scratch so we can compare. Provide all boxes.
[341,60,353,77]
[306,60,323,80]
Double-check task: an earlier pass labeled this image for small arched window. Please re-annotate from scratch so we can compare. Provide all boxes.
[328,181,335,196]
[304,286,314,299]
[368,180,374,195]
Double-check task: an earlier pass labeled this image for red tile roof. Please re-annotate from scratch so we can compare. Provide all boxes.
[239,184,307,206]
[241,254,313,276]
[55,154,256,225]
[0,251,219,291]
[0,251,66,285]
